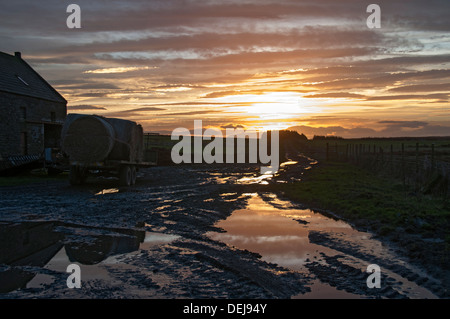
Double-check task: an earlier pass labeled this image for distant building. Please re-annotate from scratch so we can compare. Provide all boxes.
[0,51,67,158]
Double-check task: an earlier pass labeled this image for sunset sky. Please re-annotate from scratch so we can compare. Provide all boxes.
[1,0,449,138]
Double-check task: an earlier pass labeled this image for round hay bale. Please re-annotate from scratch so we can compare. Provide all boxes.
[105,118,143,162]
[62,115,115,162]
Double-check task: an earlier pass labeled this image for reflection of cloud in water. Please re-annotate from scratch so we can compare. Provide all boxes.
[140,232,180,248]
[236,174,273,185]
[208,194,438,299]
[0,221,180,292]
[27,231,180,289]
[95,188,119,195]
[236,161,299,185]
[280,161,298,167]
[208,195,337,271]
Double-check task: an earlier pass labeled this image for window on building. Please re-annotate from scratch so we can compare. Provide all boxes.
[20,132,28,155]
[51,112,56,122]
[20,107,26,120]
[16,75,29,86]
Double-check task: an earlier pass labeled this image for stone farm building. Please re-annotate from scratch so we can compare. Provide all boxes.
[0,51,67,158]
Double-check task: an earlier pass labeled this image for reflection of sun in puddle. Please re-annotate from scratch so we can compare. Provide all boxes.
[207,194,438,299]
[26,231,180,290]
[95,188,119,195]
[236,161,300,185]
[139,232,180,250]
[220,192,238,202]
[237,174,273,185]
[207,160,300,185]
[280,161,298,167]
[208,195,336,269]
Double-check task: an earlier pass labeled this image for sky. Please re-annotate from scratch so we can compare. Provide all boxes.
[1,0,449,138]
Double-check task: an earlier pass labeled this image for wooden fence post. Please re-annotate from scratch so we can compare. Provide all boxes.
[401,143,405,186]
[390,144,393,174]
[416,142,419,174]
[415,142,419,190]
[431,143,435,170]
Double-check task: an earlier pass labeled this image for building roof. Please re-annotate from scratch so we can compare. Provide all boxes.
[0,51,66,103]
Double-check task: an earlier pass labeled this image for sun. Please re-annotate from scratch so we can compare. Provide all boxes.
[220,92,323,131]
[228,92,321,116]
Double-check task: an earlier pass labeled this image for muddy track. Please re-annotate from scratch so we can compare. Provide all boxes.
[307,231,446,297]
[0,158,446,299]
[0,163,311,298]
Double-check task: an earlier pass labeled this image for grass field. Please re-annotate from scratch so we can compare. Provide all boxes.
[0,170,68,187]
[305,137,450,162]
[144,133,175,150]
[271,160,450,245]
[306,136,450,149]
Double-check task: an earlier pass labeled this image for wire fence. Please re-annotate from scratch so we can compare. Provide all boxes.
[307,141,450,199]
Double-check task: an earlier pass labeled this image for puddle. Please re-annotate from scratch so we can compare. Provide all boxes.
[235,161,300,185]
[236,173,273,185]
[26,231,180,290]
[280,161,299,167]
[207,194,439,299]
[139,232,180,250]
[0,221,180,293]
[204,161,303,186]
[95,188,120,196]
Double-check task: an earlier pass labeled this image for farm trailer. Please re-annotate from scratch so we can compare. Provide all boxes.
[61,114,157,186]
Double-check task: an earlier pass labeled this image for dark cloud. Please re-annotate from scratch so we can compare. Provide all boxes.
[304,92,366,99]
[36,28,389,60]
[73,92,111,98]
[68,104,107,110]
[104,106,166,118]
[378,120,428,128]
[166,110,222,116]
[202,90,266,99]
[388,83,450,93]
[1,0,449,136]
[153,84,206,90]
[367,93,448,102]
[126,107,166,112]
[289,121,450,139]
[114,106,166,114]
[288,125,378,139]
[304,70,450,91]
[220,124,246,129]
[57,83,120,90]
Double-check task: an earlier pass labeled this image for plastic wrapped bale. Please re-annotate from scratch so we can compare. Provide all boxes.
[61,114,144,163]
[61,114,116,163]
[105,117,144,163]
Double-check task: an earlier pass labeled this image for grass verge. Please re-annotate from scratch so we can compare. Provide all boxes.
[270,161,450,268]
[0,171,68,187]
[272,161,449,236]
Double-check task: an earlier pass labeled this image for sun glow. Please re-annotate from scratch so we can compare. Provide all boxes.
[219,92,324,130]
[83,66,156,74]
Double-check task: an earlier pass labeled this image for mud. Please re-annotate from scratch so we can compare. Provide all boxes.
[0,156,447,299]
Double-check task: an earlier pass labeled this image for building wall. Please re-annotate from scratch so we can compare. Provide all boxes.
[0,91,66,157]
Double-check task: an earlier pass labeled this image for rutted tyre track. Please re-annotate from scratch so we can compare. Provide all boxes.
[0,159,445,298]
[0,163,312,298]
[307,231,445,297]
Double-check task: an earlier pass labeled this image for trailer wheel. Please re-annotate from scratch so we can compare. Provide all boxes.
[131,166,137,185]
[69,166,86,185]
[119,165,132,186]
